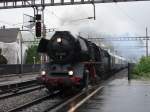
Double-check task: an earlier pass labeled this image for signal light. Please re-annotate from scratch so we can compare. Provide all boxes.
[35,14,41,21]
[36,22,41,37]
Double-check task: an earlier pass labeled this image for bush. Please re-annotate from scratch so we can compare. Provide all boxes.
[132,56,150,78]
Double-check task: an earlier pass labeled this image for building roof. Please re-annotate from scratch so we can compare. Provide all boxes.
[0,28,20,43]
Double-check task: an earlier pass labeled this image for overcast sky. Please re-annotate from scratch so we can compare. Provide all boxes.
[0,1,150,61]
[0,1,150,36]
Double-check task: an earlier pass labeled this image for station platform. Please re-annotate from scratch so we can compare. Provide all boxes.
[78,69,150,112]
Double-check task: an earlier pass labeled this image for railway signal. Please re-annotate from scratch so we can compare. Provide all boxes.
[35,14,41,37]
[35,21,41,37]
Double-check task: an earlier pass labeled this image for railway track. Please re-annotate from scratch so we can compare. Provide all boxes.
[4,85,104,112]
[0,83,38,94]
[6,91,63,112]
[0,70,124,112]
[1,70,121,112]
[0,79,38,92]
[6,94,51,112]
[48,85,104,112]
[0,70,119,112]
[0,78,44,100]
[0,72,39,78]
[0,84,44,100]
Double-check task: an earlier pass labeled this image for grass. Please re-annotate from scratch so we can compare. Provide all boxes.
[132,73,150,80]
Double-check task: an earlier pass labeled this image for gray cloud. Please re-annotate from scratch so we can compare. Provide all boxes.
[0,2,150,61]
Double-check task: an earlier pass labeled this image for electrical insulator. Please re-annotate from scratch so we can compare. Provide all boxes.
[36,22,41,37]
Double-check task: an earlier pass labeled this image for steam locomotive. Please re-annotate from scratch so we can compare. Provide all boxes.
[37,31,127,92]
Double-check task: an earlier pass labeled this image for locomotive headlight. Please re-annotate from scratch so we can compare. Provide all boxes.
[41,71,46,75]
[57,38,62,43]
[68,70,73,76]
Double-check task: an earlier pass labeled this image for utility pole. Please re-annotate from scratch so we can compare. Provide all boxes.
[146,27,148,57]
[92,2,96,20]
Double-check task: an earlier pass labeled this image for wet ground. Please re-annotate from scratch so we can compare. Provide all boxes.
[77,69,150,112]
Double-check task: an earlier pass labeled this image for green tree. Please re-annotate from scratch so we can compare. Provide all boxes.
[25,45,40,64]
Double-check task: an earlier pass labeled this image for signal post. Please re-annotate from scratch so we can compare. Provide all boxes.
[34,6,47,70]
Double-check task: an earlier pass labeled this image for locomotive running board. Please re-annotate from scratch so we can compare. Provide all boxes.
[82,62,103,64]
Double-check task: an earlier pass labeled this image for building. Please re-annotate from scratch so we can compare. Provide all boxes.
[0,27,26,64]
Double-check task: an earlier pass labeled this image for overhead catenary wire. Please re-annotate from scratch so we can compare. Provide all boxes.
[113,3,150,57]
[113,2,149,35]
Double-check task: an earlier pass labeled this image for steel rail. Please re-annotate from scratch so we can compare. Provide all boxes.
[0,72,39,78]
[0,85,44,100]
[5,86,103,112]
[0,83,39,95]
[6,94,51,112]
[6,69,124,112]
[48,85,104,112]
[0,79,37,92]
[44,70,120,112]
[43,97,71,112]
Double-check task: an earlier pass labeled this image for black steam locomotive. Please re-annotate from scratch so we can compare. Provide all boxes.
[37,31,127,92]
